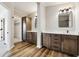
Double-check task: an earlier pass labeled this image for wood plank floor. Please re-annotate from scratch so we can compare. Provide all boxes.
[2,41,70,57]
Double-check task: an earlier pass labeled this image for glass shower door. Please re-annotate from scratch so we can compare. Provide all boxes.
[0,18,7,57]
[0,18,5,42]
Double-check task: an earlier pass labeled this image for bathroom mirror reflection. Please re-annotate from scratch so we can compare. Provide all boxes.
[58,11,73,28]
[59,13,69,27]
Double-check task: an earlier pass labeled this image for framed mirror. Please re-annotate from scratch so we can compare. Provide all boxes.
[58,11,73,28]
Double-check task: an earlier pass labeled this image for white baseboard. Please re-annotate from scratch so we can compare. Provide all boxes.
[37,45,42,48]
[11,45,15,49]
[7,45,15,51]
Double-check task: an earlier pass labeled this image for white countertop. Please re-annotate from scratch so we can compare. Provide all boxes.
[42,31,79,36]
[27,30,79,35]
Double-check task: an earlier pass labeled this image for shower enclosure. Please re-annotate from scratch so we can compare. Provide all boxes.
[0,18,6,56]
[0,18,5,42]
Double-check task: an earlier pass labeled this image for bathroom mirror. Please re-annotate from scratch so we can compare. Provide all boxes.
[58,11,73,28]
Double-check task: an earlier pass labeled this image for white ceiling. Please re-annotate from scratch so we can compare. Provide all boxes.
[14,2,37,16]
[0,4,7,13]
[13,2,66,15]
[3,2,68,17]
[41,2,68,7]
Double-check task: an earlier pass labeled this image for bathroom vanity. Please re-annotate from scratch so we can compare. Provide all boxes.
[41,7,78,56]
[42,32,79,56]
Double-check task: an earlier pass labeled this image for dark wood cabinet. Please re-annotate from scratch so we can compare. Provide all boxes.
[27,32,32,43]
[42,33,51,49]
[62,35,77,55]
[42,33,79,56]
[32,32,37,44]
[78,37,79,55]
[51,34,61,51]
[42,34,61,51]
[26,32,37,44]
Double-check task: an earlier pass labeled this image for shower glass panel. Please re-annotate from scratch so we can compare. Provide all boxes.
[0,18,5,41]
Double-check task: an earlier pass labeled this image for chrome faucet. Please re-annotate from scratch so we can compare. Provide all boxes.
[67,30,69,33]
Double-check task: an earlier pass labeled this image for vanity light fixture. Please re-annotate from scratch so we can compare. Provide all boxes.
[58,7,73,28]
[59,7,72,13]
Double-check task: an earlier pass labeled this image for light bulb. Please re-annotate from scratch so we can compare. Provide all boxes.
[69,8,72,12]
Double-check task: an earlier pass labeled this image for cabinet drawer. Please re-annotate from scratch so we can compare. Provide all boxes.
[62,35,77,40]
[52,38,61,43]
[51,38,61,44]
[52,41,61,46]
[51,34,61,41]
[53,34,61,38]
[51,45,60,51]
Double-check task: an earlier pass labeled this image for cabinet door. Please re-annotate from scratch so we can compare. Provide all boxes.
[26,32,37,44]
[26,32,32,43]
[78,37,79,55]
[43,33,51,49]
[32,32,37,44]
[62,35,77,55]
